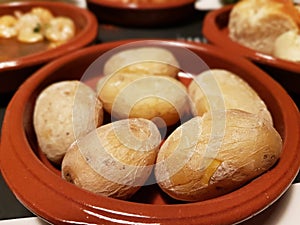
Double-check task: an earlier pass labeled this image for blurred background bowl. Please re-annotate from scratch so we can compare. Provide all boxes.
[0,39,300,225]
[0,1,98,97]
[87,0,198,27]
[202,5,300,106]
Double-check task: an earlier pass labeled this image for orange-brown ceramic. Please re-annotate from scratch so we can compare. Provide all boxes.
[1,40,300,225]
[87,0,197,27]
[0,1,98,94]
[202,5,300,97]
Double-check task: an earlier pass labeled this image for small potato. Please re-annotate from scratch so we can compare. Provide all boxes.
[155,109,282,202]
[33,80,103,164]
[103,47,180,77]
[188,69,273,124]
[61,118,161,200]
[97,73,189,127]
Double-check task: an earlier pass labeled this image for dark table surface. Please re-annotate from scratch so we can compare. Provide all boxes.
[0,7,299,222]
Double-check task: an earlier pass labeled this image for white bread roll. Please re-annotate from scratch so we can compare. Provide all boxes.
[273,30,300,62]
[155,109,282,202]
[188,69,273,124]
[228,0,300,54]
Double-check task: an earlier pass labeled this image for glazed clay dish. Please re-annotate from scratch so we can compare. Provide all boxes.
[1,40,300,225]
[87,0,197,27]
[202,5,300,96]
[0,1,98,94]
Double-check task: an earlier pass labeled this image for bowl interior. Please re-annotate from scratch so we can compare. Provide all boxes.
[2,40,300,225]
[26,40,286,200]
[87,0,198,27]
[0,1,97,93]
[87,0,196,9]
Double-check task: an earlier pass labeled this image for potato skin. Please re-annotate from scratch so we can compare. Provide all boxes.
[155,109,282,202]
[61,118,161,200]
[33,80,103,164]
[97,73,189,127]
[103,47,180,77]
[188,69,273,124]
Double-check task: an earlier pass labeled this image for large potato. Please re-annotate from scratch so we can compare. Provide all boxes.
[97,73,189,127]
[61,118,161,200]
[155,109,282,202]
[188,69,273,124]
[103,47,180,77]
[33,80,103,164]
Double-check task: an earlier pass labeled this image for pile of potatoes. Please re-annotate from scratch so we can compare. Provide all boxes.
[33,46,282,202]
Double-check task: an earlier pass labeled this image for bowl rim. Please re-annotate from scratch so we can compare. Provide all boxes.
[0,1,98,72]
[1,39,300,225]
[202,5,300,73]
[87,0,196,10]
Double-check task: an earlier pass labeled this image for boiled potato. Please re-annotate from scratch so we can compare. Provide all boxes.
[97,73,189,127]
[61,118,161,200]
[33,80,103,164]
[103,47,180,77]
[188,69,273,124]
[155,109,282,202]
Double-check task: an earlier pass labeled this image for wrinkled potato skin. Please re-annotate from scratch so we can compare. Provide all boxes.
[62,118,161,200]
[33,80,103,164]
[97,73,189,127]
[188,69,273,124]
[103,47,180,77]
[155,109,282,202]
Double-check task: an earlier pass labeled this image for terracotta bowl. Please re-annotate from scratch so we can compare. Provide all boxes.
[1,40,300,225]
[87,0,198,27]
[0,1,98,94]
[202,5,300,103]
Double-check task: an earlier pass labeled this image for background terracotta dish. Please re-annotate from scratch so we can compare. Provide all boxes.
[0,1,98,94]
[1,39,300,225]
[87,0,198,27]
[202,5,300,100]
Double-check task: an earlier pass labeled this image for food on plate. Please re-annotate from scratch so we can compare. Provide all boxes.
[103,47,180,77]
[188,69,273,124]
[273,30,300,62]
[0,15,18,38]
[155,109,282,202]
[32,46,283,202]
[228,0,300,55]
[97,72,189,127]
[44,17,75,43]
[16,12,44,43]
[30,7,54,25]
[33,80,103,164]
[0,7,75,45]
[62,118,161,200]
